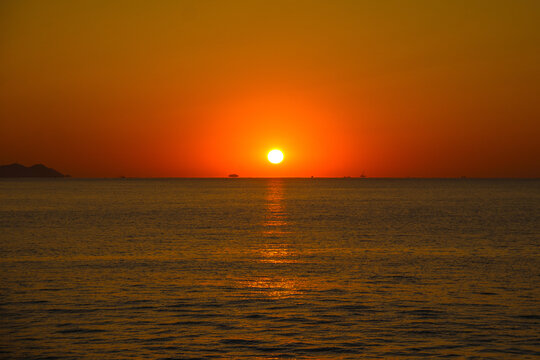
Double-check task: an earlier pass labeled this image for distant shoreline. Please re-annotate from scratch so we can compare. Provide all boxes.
[0,163,68,178]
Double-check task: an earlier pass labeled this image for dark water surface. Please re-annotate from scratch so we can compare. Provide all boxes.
[1,179,539,359]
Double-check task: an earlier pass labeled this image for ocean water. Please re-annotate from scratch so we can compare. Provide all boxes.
[0,178,539,359]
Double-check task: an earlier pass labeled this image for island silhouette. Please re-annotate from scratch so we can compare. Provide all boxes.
[0,163,68,178]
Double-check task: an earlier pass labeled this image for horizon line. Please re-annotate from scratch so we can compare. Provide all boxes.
[5,176,539,180]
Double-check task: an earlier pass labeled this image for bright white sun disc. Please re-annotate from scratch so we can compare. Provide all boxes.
[267,149,284,164]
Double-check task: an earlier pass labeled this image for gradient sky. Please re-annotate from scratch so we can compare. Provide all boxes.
[1,0,539,177]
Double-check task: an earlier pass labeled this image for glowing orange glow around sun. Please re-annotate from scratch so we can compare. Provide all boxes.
[1,2,539,178]
[268,149,284,164]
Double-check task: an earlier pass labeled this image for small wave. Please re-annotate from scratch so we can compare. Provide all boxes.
[243,313,276,320]
[220,338,266,345]
[143,336,177,343]
[124,305,155,310]
[214,323,238,330]
[163,320,214,326]
[1,300,49,306]
[275,315,311,323]
[516,314,540,320]
[57,327,106,334]
[318,288,348,294]
[401,308,446,319]
[302,346,362,354]
[484,347,540,356]
[266,304,299,310]
[121,299,152,305]
[160,357,215,360]
[473,291,499,295]
[47,308,101,314]
[332,304,372,312]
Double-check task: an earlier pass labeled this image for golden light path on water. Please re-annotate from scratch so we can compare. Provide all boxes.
[244,179,301,299]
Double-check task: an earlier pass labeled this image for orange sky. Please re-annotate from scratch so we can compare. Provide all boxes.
[1,0,539,177]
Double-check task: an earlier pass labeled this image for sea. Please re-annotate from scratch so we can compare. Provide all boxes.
[0,178,539,359]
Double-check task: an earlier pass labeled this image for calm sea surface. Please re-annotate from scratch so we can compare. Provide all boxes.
[0,179,539,359]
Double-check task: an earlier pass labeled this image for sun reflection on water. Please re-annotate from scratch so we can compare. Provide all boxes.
[260,179,294,263]
[243,179,303,298]
[262,179,288,234]
[244,277,300,298]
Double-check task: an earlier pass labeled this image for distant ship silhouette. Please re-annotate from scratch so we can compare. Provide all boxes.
[228,174,239,178]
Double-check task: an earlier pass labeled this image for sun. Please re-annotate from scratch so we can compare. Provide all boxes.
[267,149,284,164]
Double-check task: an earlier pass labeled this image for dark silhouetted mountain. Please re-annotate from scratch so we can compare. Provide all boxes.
[0,163,68,178]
